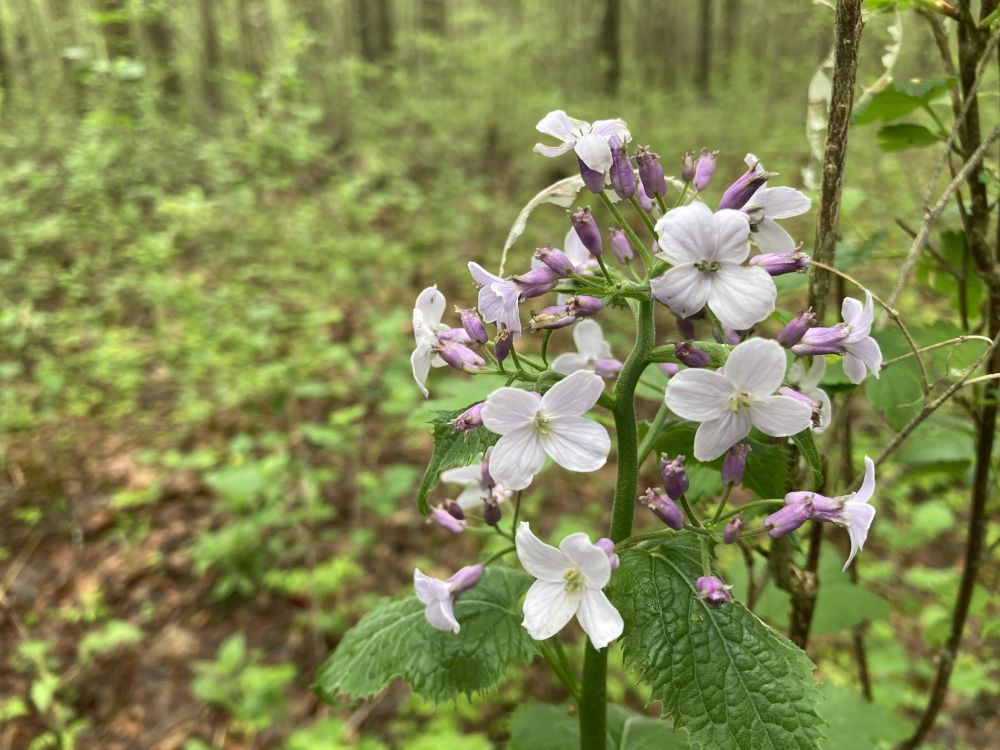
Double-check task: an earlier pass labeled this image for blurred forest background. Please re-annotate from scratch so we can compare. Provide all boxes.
[0,0,998,748]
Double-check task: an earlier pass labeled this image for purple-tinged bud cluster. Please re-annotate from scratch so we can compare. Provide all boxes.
[714,326,741,346]
[778,387,823,428]
[451,402,485,432]
[636,146,667,199]
[763,498,812,538]
[749,252,810,276]
[594,537,620,572]
[494,324,513,362]
[723,516,745,544]
[693,150,718,191]
[635,180,654,212]
[675,341,712,368]
[458,308,488,344]
[609,136,635,199]
[639,488,684,530]
[571,207,602,257]
[514,266,560,299]
[529,295,604,330]
[717,167,773,211]
[660,454,689,500]
[696,575,734,607]
[483,499,502,526]
[535,246,575,276]
[791,324,849,357]
[431,504,467,533]
[722,443,751,485]
[578,156,606,194]
[435,341,486,373]
[777,309,816,348]
[448,563,485,595]
[681,152,697,182]
[609,228,634,264]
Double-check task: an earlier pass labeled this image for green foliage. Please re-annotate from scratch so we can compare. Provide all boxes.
[608,533,823,749]
[816,684,910,749]
[314,566,536,703]
[876,123,939,152]
[508,701,689,750]
[77,620,144,666]
[852,76,956,125]
[416,407,501,515]
[791,428,824,490]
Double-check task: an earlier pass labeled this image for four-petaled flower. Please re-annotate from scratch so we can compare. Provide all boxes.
[468,262,523,338]
[740,154,812,252]
[413,564,484,633]
[665,338,813,461]
[552,319,622,379]
[515,522,624,649]
[440,458,513,509]
[838,293,882,384]
[533,110,631,176]
[411,286,467,398]
[788,357,832,433]
[482,370,611,490]
[650,202,777,330]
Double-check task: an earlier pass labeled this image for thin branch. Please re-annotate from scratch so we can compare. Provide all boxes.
[880,334,993,369]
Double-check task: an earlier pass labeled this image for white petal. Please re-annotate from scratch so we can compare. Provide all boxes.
[693,411,753,461]
[552,352,591,375]
[842,502,876,571]
[440,463,483,486]
[856,455,876,504]
[573,319,611,359]
[559,533,611,589]
[455,485,486,509]
[563,228,591,267]
[542,417,611,473]
[800,357,826,390]
[707,264,777,330]
[723,338,787,396]
[752,218,796,252]
[477,286,504,324]
[757,186,811,219]
[654,202,716,265]
[650,265,713,320]
[811,386,833,433]
[522,580,581,641]
[413,285,446,334]
[468,261,501,287]
[516,522,572,581]
[846,336,882,379]
[745,153,764,172]
[576,590,624,650]
[665,369,733,421]
[711,209,751,264]
[541,370,605,418]
[411,347,433,398]
[842,354,867,384]
[482,388,541,434]
[574,133,613,173]
[535,109,582,141]
[590,118,631,143]
[425,599,461,633]
[488,427,546,490]
[534,142,575,158]
[414,569,450,605]
[749,395,813,437]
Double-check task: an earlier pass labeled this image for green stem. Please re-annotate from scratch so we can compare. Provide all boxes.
[712,483,735,524]
[541,331,553,367]
[539,642,581,701]
[596,255,615,284]
[699,537,713,576]
[599,192,654,269]
[628,196,658,235]
[714,498,784,524]
[655,194,668,214]
[679,495,702,527]
[637,402,669,465]
[579,297,655,750]
[482,546,515,566]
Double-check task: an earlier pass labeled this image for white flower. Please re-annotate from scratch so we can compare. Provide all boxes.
[481,370,611,491]
[665,338,813,461]
[551,320,621,378]
[468,261,522,338]
[838,456,877,570]
[789,357,832,433]
[840,292,882,384]
[413,564,484,633]
[440,460,513,509]
[411,286,448,398]
[741,154,812,252]
[515,522,623,649]
[650,202,777,330]
[533,110,631,174]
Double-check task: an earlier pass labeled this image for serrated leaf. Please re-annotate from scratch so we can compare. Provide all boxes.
[608,533,823,749]
[876,123,939,151]
[417,407,500,515]
[509,701,689,750]
[314,567,535,703]
[791,429,823,489]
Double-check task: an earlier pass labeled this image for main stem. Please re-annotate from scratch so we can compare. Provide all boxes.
[579,298,655,750]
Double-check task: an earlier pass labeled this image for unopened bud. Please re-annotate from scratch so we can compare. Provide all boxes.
[594,538,620,571]
[696,575,734,607]
[764,497,812,538]
[458,308,488,345]
[609,228,634,264]
[514,266,560,299]
[451,402,485,432]
[639,488,684,530]
[693,150,718,191]
[790,325,848,357]
[723,516,745,544]
[593,357,624,379]
[661,454,689,500]
[569,295,604,317]
[636,179,654,212]
[675,341,712,368]
[494,324,513,362]
[431,506,467,533]
[722,443,751,485]
[676,315,697,339]
[448,563,484,594]
[659,363,680,379]
[483,499,502,526]
[435,341,486,372]
[609,136,635,199]
[530,305,576,330]
[636,146,667,199]
[717,168,773,211]
[749,252,809,276]
[681,152,697,182]
[572,207,603,257]
[578,155,606,194]
[535,246,575,275]
[777,309,816,348]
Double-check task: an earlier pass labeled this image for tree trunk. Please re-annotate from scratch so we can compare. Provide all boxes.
[420,0,446,35]
[598,0,621,95]
[238,0,272,78]
[720,0,741,82]
[97,0,132,59]
[695,0,713,92]
[199,0,221,112]
[356,0,394,62]
[143,4,181,100]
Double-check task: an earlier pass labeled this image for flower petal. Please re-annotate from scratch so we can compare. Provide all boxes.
[799,357,826,390]
[723,338,787,396]
[749,395,813,437]
[842,354,867,385]
[846,336,882,379]
[665,369,733,421]
[842,502,876,571]
[752,218,796,252]
[535,109,581,141]
[482,388,541,434]
[559,533,611,589]
[541,370,605,418]
[551,352,591,375]
[590,118,631,142]
[650,264,713,320]
[757,186,811,219]
[711,209,751,264]
[455,485,486,509]
[425,598,461,633]
[522,580,581,641]
[693,411,753,461]
[516,522,571,581]
[488,427,546,490]
[468,261,501,287]
[411,347,433,398]
[707,264,777,330]
[413,285,446,334]
[811,386,833,433]
[534,142,574,158]
[574,133,613,173]
[563,227,591,267]
[441,463,483,486]
[477,286,504,324]
[414,569,449,605]
[573,319,611,359]
[856,455,876,504]
[654,202,716,265]
[576,590,624,650]
[542,416,611,473]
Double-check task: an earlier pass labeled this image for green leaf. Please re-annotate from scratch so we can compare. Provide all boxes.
[608,533,822,749]
[417,407,500,515]
[508,701,689,750]
[314,567,535,702]
[817,683,910,749]
[865,331,922,431]
[812,583,890,635]
[876,123,939,151]
[852,76,956,125]
[742,440,788,499]
[791,428,824,489]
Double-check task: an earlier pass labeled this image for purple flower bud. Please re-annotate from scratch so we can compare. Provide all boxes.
[696,575,734,607]
[535,246,575,275]
[639,488,684,530]
[435,341,486,372]
[676,315,697,339]
[529,305,576,330]
[481,451,495,488]
[483,499,502,526]
[447,563,484,594]
[493,324,513,362]
[636,179,654,212]
[717,168,773,211]
[636,146,667,199]
[609,228,634,264]
[777,309,817,348]
[572,207,602,257]
[661,454,689,500]
[568,295,604,317]
[790,325,849,357]
[714,326,741,345]
[779,387,823,428]
[436,327,470,343]
[514,266,560,299]
[681,152,697,182]
[430,506,467,533]
[594,537,620,572]
[444,499,465,521]
[722,443,751,485]
[458,308,488,345]
[609,136,636,199]
[764,498,812,538]
[593,357,624,379]
[723,516,745,544]
[749,252,810,276]
[675,341,712,368]
[578,155,606,194]
[659,363,680,379]
[451,402,486,432]
[693,150,718,192]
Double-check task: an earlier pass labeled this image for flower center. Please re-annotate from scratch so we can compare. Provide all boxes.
[534,412,552,435]
[728,391,752,412]
[563,568,584,593]
[695,259,721,273]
